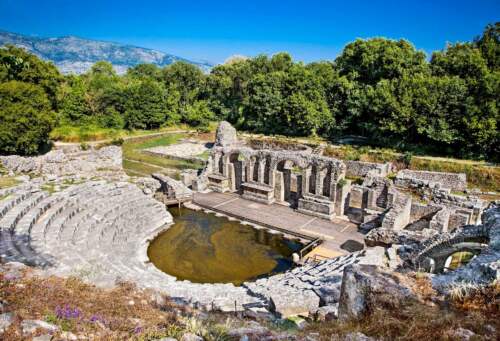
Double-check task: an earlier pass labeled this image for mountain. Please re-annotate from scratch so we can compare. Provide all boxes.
[0,30,213,74]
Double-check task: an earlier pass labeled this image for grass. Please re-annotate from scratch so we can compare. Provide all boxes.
[50,124,193,143]
[0,267,242,341]
[0,176,19,189]
[122,133,205,178]
[321,144,499,193]
[301,277,499,341]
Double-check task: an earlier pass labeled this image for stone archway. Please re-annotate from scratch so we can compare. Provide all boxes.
[274,159,303,207]
[228,152,245,193]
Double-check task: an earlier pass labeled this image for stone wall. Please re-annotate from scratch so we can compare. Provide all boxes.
[409,203,441,223]
[381,189,411,230]
[395,169,467,191]
[345,161,392,178]
[0,146,123,177]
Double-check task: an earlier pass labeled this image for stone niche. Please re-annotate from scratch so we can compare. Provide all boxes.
[241,181,275,204]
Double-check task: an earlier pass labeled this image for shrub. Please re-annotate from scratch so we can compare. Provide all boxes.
[0,81,56,155]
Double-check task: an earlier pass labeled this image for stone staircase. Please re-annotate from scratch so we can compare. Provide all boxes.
[0,180,263,311]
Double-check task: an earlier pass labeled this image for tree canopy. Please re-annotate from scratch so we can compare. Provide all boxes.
[0,22,498,160]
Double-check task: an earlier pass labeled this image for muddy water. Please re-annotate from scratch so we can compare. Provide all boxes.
[147,208,302,285]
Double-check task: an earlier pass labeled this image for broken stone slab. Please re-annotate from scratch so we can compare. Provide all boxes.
[270,289,320,318]
[180,333,204,341]
[310,303,338,321]
[0,312,14,333]
[337,265,414,321]
[344,332,376,341]
[33,335,53,341]
[21,319,59,335]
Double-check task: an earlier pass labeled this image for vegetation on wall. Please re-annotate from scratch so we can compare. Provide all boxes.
[0,23,498,160]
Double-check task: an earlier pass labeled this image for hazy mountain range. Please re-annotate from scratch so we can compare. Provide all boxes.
[0,30,213,74]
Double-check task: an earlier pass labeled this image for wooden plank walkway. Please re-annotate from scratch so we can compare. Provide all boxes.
[193,192,365,256]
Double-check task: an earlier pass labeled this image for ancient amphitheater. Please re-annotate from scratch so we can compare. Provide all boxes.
[0,122,498,318]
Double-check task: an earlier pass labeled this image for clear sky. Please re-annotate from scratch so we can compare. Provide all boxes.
[0,0,498,64]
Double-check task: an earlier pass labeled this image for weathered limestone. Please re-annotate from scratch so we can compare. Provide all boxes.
[380,189,411,230]
[345,161,392,178]
[395,169,467,192]
[270,289,320,318]
[215,121,238,147]
[0,146,123,177]
[337,264,414,321]
[206,147,347,219]
[152,173,193,203]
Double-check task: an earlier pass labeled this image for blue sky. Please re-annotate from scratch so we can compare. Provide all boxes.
[0,0,498,64]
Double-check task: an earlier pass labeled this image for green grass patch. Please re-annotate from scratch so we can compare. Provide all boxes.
[50,123,193,143]
[122,133,202,178]
[133,134,184,150]
[323,144,499,193]
[0,176,19,189]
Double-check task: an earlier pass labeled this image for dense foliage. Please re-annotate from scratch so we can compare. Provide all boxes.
[0,23,498,159]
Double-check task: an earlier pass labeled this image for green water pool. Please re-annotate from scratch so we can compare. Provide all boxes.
[147,208,303,285]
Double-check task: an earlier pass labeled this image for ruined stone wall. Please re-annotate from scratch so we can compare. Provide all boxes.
[0,146,123,177]
[345,161,391,178]
[381,189,411,230]
[410,203,441,223]
[395,169,467,191]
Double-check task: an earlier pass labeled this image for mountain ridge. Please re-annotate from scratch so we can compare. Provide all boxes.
[0,29,213,74]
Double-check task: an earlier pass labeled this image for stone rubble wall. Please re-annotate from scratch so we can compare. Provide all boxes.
[0,146,123,177]
[152,173,193,200]
[380,189,411,230]
[345,161,392,178]
[418,205,499,291]
[395,169,467,192]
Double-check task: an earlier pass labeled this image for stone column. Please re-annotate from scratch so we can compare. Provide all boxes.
[257,159,266,184]
[274,171,285,202]
[315,168,327,197]
[302,167,311,195]
[335,179,351,217]
[247,158,255,182]
[228,163,236,192]
[213,153,221,174]
[222,154,230,177]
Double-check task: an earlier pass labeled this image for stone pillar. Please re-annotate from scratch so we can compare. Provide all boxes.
[302,167,311,195]
[213,153,221,174]
[335,179,351,217]
[240,159,247,185]
[315,168,327,197]
[257,159,266,184]
[296,174,303,199]
[228,163,236,192]
[247,159,255,182]
[222,154,230,177]
[274,171,285,203]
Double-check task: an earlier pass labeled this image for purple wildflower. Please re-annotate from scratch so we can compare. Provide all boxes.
[134,326,143,334]
[55,305,81,319]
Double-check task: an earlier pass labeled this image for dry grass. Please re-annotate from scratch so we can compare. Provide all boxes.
[303,295,499,341]
[0,176,19,190]
[302,273,499,340]
[0,270,186,340]
[0,266,256,340]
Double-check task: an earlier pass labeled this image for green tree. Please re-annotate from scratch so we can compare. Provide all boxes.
[183,100,215,131]
[162,61,205,108]
[126,63,161,80]
[474,22,500,71]
[124,79,177,129]
[0,81,56,155]
[59,76,91,124]
[335,38,428,85]
[0,45,62,110]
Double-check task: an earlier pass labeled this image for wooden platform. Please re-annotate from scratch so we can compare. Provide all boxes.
[193,192,365,256]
